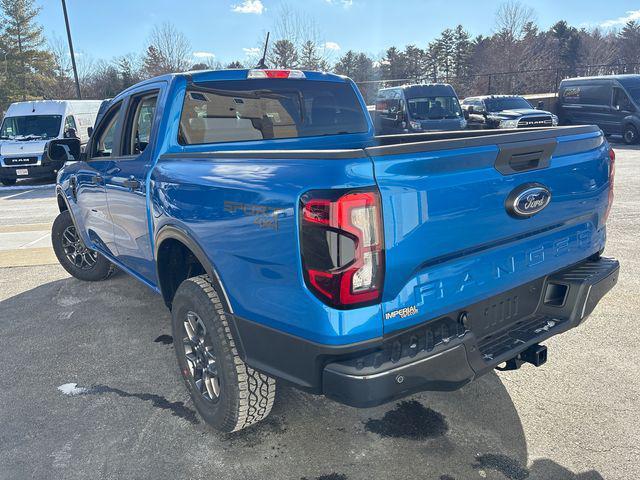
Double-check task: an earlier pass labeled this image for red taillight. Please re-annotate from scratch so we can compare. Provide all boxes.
[300,189,384,309]
[247,69,306,79]
[605,146,615,223]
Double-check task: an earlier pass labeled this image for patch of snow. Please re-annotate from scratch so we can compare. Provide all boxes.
[57,383,88,395]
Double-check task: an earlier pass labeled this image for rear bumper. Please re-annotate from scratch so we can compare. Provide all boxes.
[230,257,619,407]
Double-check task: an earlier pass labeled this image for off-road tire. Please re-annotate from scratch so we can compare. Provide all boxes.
[171,275,276,432]
[1,178,16,186]
[51,210,116,281]
[623,124,639,145]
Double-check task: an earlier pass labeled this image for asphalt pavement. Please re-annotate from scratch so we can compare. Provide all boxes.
[0,142,638,480]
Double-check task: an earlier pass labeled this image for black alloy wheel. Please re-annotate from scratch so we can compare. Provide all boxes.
[182,310,221,402]
[61,225,98,270]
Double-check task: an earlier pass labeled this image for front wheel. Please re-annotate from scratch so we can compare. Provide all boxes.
[1,178,16,186]
[623,124,639,145]
[171,275,276,432]
[51,210,115,281]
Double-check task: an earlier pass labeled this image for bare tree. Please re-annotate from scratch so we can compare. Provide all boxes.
[495,0,536,41]
[273,3,320,50]
[47,36,74,98]
[142,22,191,76]
[579,28,617,68]
[266,3,333,68]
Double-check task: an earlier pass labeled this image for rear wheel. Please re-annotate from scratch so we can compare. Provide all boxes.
[51,210,115,281]
[171,275,276,432]
[1,178,16,186]
[623,124,639,145]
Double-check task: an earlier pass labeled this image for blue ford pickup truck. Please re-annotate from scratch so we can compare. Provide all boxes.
[48,69,619,433]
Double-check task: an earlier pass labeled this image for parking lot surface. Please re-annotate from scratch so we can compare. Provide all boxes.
[0,144,638,480]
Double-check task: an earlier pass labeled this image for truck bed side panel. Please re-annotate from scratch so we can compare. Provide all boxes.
[151,153,383,345]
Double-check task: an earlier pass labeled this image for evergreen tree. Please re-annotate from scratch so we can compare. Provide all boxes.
[551,21,581,76]
[427,28,455,81]
[226,61,244,69]
[402,45,426,81]
[299,40,328,71]
[334,50,357,78]
[117,55,141,89]
[142,45,166,78]
[379,47,405,81]
[618,21,640,69]
[0,0,54,105]
[335,50,377,101]
[269,40,299,69]
[452,25,473,78]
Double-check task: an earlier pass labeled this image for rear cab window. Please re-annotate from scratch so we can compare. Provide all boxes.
[178,79,367,145]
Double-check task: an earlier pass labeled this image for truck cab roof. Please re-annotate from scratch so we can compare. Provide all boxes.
[463,94,526,101]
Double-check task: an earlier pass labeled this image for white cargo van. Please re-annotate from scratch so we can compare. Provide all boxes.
[0,100,102,186]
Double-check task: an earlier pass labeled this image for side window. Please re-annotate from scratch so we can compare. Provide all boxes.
[613,87,634,111]
[64,115,77,137]
[375,91,389,115]
[90,102,122,158]
[123,92,159,155]
[397,93,406,115]
[384,90,401,119]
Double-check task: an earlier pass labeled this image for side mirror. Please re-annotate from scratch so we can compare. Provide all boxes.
[463,109,470,120]
[467,106,475,114]
[537,101,545,109]
[87,126,94,137]
[47,138,81,162]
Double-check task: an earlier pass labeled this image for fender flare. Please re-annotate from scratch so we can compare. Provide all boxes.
[55,186,83,235]
[154,224,233,313]
[56,186,69,213]
[623,115,640,131]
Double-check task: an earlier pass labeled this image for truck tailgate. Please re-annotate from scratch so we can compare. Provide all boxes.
[367,126,611,334]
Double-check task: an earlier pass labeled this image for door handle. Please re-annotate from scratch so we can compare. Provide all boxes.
[123,177,141,190]
[91,174,103,184]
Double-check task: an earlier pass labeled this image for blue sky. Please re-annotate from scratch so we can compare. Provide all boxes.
[38,0,640,65]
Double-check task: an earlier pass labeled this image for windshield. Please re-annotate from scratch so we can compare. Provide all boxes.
[0,115,62,140]
[626,86,640,105]
[179,79,368,145]
[484,97,532,112]
[406,96,462,120]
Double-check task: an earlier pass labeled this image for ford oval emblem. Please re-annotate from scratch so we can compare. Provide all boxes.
[506,183,551,218]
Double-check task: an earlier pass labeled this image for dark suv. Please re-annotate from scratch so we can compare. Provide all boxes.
[461,95,558,130]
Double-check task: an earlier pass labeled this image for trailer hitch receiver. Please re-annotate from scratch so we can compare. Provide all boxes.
[496,344,548,371]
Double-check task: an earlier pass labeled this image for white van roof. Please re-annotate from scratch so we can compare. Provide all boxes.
[5,100,103,117]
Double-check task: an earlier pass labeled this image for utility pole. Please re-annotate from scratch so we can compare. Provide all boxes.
[61,0,81,99]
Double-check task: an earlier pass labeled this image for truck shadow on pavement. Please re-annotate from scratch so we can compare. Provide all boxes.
[0,271,605,480]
